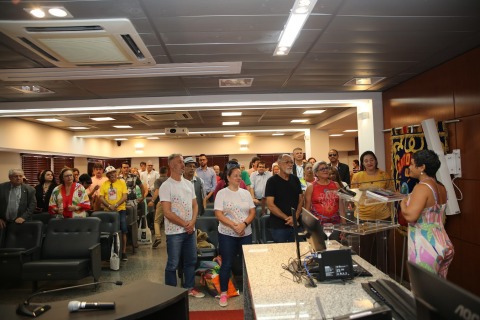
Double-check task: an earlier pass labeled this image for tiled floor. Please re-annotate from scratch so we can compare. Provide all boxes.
[0,230,244,312]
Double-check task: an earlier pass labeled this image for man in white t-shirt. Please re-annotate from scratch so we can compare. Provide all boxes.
[160,153,204,298]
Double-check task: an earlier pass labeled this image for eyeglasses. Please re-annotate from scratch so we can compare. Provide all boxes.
[226,161,240,170]
[328,154,337,157]
[317,167,329,172]
[64,174,73,177]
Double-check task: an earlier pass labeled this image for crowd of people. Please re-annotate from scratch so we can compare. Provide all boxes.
[0,147,454,307]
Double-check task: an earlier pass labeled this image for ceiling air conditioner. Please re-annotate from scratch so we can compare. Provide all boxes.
[0,18,156,67]
[165,128,189,136]
[133,112,193,122]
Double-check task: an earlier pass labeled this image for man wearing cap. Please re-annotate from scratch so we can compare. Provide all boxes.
[183,157,205,216]
[99,166,129,261]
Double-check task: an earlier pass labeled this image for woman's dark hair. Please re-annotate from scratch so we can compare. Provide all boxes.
[59,168,73,185]
[39,170,57,185]
[413,150,441,177]
[328,166,343,186]
[221,161,240,188]
[359,150,378,171]
[353,159,359,166]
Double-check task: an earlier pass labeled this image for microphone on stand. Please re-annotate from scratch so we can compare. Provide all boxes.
[16,280,123,317]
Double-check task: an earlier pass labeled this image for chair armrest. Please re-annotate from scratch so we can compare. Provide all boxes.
[89,243,102,281]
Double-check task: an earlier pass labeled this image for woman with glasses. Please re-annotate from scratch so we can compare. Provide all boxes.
[34,169,57,213]
[304,161,343,240]
[214,164,255,307]
[213,161,248,200]
[48,168,90,218]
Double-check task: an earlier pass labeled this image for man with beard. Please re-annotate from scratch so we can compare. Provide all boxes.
[265,154,303,243]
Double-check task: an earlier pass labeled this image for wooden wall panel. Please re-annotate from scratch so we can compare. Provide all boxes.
[452,47,480,119]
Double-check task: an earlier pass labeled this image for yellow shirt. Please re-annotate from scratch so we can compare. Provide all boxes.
[351,170,392,220]
[99,179,127,211]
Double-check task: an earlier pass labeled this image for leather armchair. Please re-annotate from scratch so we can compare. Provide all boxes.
[22,217,101,291]
[0,221,43,280]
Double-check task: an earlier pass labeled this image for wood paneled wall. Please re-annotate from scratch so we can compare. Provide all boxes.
[383,47,480,295]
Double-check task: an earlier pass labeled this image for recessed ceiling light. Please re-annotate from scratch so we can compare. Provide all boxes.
[48,8,68,17]
[146,137,160,140]
[69,127,89,130]
[223,122,239,126]
[92,117,115,121]
[113,125,132,129]
[219,78,253,88]
[344,77,386,86]
[291,119,308,123]
[28,8,45,18]
[114,138,128,141]
[8,85,54,94]
[25,6,73,18]
[303,110,325,115]
[223,134,236,137]
[36,118,62,122]
[272,133,285,136]
[343,129,358,132]
[222,112,242,117]
[329,134,344,137]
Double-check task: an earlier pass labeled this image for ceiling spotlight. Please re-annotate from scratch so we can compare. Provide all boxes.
[303,110,325,114]
[222,112,242,116]
[329,134,344,137]
[291,119,309,123]
[29,8,46,18]
[48,8,68,17]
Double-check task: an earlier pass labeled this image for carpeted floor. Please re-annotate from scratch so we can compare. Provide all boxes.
[190,309,244,320]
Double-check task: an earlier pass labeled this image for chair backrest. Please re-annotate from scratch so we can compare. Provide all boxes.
[91,211,120,234]
[260,214,274,243]
[0,227,5,248]
[203,208,215,217]
[195,217,219,248]
[42,217,100,259]
[31,212,52,225]
[4,221,43,249]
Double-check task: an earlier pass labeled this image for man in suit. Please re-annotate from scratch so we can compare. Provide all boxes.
[0,169,36,229]
[328,149,351,186]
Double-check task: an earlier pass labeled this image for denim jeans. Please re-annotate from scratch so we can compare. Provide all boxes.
[218,233,252,292]
[118,210,128,233]
[270,228,294,243]
[165,232,197,289]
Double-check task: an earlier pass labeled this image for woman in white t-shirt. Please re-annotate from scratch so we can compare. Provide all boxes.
[214,163,255,308]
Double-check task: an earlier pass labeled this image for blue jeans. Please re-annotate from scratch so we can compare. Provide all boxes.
[270,228,294,243]
[118,210,128,233]
[218,233,252,292]
[165,232,197,289]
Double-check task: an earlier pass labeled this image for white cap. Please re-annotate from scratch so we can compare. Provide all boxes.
[105,166,117,174]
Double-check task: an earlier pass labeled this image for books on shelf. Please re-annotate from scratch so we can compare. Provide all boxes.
[366,189,406,202]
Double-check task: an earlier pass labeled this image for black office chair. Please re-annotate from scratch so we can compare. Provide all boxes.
[203,208,215,217]
[31,212,52,236]
[91,211,120,262]
[259,214,274,244]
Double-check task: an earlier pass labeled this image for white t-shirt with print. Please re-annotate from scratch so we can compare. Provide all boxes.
[214,187,255,237]
[159,177,196,235]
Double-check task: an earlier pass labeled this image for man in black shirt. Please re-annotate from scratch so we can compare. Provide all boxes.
[265,154,303,243]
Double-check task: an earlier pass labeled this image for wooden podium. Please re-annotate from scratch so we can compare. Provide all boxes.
[0,280,188,319]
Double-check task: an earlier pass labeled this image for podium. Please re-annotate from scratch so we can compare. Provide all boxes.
[0,280,188,319]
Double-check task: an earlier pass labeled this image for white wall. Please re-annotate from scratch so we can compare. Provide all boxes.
[0,151,21,180]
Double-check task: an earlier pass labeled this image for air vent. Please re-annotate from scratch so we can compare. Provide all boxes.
[0,19,155,67]
[133,112,193,122]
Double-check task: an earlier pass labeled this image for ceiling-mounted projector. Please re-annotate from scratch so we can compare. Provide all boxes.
[165,127,189,136]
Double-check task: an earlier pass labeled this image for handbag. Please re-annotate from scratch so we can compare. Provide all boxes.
[138,215,152,244]
[110,232,120,271]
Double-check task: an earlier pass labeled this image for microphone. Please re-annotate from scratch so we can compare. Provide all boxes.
[68,301,116,312]
[16,280,123,317]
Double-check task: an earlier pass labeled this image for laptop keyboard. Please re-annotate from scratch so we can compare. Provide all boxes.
[353,264,373,277]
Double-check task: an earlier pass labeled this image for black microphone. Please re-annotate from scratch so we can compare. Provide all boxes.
[17,280,123,317]
[68,301,116,312]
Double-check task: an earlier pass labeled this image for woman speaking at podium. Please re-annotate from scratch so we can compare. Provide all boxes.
[400,150,454,278]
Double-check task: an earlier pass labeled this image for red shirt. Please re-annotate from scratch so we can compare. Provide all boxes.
[310,180,340,224]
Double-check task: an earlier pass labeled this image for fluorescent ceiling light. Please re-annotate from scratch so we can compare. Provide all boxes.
[343,129,358,132]
[273,0,317,56]
[1,62,242,81]
[8,85,54,94]
[291,119,308,123]
[272,133,285,136]
[219,78,253,88]
[113,125,132,129]
[223,134,236,137]
[69,127,89,130]
[114,138,128,141]
[146,137,160,140]
[329,134,344,137]
[92,117,115,121]
[303,110,325,115]
[344,77,386,86]
[37,118,62,122]
[223,122,239,126]
[222,112,242,117]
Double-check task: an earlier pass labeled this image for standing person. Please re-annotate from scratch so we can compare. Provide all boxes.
[49,168,90,218]
[119,161,146,216]
[327,149,351,186]
[149,166,169,248]
[292,147,306,179]
[247,156,261,175]
[351,151,392,270]
[265,154,303,243]
[214,161,249,199]
[183,157,205,216]
[138,162,147,175]
[250,161,272,216]
[299,162,315,192]
[214,165,255,307]
[271,162,280,175]
[72,168,80,183]
[34,170,57,213]
[307,157,317,165]
[99,166,128,261]
[87,162,108,211]
[140,160,160,197]
[213,165,222,184]
[196,154,216,203]
[400,150,454,278]
[78,173,93,207]
[160,154,204,298]
[304,161,343,240]
[0,169,36,229]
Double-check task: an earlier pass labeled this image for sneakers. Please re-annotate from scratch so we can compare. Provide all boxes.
[152,238,161,248]
[219,293,228,307]
[121,253,128,261]
[188,288,205,298]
